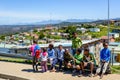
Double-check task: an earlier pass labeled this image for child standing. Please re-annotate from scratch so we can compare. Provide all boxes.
[40,48,48,72]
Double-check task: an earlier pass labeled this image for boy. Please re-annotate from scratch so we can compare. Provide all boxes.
[72,48,83,77]
[83,48,95,77]
[72,32,82,56]
[94,43,111,79]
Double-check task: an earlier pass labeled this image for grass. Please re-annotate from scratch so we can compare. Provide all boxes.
[0,56,32,64]
[111,65,120,74]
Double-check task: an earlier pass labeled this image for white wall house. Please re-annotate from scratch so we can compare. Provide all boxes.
[76,28,87,33]
[109,33,119,38]
[89,28,100,32]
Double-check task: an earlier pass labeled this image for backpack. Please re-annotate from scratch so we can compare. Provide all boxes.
[34,45,41,59]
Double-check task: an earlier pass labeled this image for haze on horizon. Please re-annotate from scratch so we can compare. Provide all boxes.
[0,0,120,25]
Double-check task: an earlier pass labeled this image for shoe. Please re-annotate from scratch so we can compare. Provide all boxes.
[100,74,103,79]
[93,74,98,77]
[89,73,93,77]
[78,71,82,77]
[50,69,56,72]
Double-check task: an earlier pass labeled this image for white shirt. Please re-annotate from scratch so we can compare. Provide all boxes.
[40,52,48,61]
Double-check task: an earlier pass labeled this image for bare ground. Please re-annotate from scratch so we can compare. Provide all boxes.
[0,61,119,80]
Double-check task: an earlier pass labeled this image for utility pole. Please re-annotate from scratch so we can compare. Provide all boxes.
[108,0,110,44]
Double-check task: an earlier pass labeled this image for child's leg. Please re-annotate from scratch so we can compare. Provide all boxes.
[32,56,36,71]
[52,59,58,69]
[59,59,63,70]
[80,62,84,72]
[41,61,45,72]
[44,61,48,71]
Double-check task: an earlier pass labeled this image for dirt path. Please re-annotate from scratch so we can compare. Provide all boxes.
[0,61,119,80]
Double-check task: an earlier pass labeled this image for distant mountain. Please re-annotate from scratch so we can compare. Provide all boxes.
[33,20,62,25]
[32,19,95,25]
[65,19,94,22]
[112,18,120,21]
[1,18,120,25]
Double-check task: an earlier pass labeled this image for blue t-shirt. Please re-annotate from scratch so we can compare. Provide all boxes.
[47,48,56,59]
[100,48,111,62]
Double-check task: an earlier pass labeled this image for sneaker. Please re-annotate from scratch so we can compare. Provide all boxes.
[93,74,98,77]
[78,71,82,77]
[100,74,103,79]
[50,69,56,72]
[89,73,93,77]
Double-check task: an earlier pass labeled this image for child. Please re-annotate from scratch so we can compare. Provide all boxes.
[40,48,48,72]
[64,49,74,69]
[29,40,40,71]
[83,48,95,77]
[72,48,83,77]
[55,45,65,71]
[47,44,56,72]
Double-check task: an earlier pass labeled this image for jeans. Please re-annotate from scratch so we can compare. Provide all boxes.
[96,61,109,74]
[52,59,63,70]
[72,48,76,56]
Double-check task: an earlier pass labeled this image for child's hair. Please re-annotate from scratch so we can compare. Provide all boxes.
[72,32,77,35]
[59,45,63,47]
[77,48,82,53]
[84,48,89,52]
[42,48,47,52]
[33,40,37,44]
[49,44,54,48]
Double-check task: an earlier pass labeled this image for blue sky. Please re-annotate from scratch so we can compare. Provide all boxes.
[0,0,120,24]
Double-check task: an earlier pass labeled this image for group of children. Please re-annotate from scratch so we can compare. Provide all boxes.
[30,41,110,78]
[29,31,111,79]
[30,40,96,76]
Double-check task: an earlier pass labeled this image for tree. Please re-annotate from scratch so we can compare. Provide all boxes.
[39,32,45,39]
[115,37,120,42]
[33,29,38,33]
[65,26,77,39]
[0,35,5,40]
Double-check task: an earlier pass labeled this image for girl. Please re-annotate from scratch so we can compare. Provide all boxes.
[41,48,48,72]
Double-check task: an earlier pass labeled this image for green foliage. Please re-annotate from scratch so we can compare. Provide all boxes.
[33,29,38,33]
[0,57,32,64]
[0,35,5,40]
[111,66,120,74]
[14,38,19,41]
[48,35,62,39]
[65,26,77,39]
[88,27,108,38]
[39,32,45,39]
[115,37,120,42]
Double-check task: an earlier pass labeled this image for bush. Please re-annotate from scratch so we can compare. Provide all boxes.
[49,35,62,39]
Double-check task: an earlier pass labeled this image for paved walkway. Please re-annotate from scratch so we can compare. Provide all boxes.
[0,61,119,80]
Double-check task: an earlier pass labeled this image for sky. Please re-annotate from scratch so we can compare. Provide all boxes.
[0,0,120,24]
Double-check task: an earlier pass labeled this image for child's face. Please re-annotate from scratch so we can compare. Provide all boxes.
[76,50,80,55]
[59,46,63,50]
[73,33,77,38]
[84,51,89,55]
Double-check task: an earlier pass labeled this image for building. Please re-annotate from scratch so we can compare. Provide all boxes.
[89,28,100,32]
[114,22,120,26]
[109,33,119,38]
[76,28,87,33]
